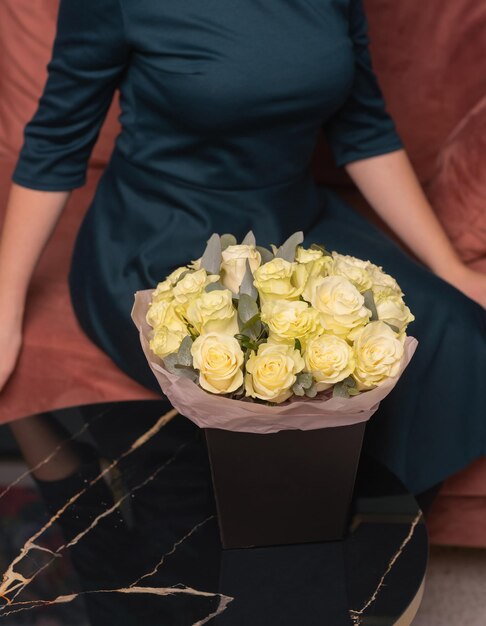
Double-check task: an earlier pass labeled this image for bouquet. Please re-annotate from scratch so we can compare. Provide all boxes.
[131,231,417,433]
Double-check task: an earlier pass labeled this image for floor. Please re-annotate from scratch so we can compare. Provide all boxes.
[413,545,486,625]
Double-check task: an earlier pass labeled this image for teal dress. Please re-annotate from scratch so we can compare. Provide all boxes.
[12,0,486,494]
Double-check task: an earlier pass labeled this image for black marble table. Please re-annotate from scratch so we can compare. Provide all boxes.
[0,399,428,625]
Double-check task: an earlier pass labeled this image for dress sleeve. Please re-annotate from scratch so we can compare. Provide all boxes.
[322,0,404,168]
[11,0,130,191]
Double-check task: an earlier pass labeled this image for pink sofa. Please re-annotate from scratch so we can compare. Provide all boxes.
[0,0,485,545]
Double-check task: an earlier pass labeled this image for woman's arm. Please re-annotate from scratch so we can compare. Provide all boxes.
[0,0,131,393]
[0,184,70,391]
[345,149,486,308]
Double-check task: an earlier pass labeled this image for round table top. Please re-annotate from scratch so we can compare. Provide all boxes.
[0,399,428,626]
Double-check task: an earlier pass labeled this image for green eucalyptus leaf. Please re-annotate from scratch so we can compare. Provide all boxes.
[220,234,237,250]
[235,334,255,350]
[239,260,258,299]
[384,322,400,334]
[177,335,194,367]
[241,231,256,246]
[175,269,191,283]
[294,338,302,351]
[175,366,198,382]
[363,289,379,321]
[256,246,274,264]
[275,231,304,262]
[259,321,270,339]
[305,383,318,398]
[163,352,180,375]
[241,312,261,331]
[205,281,226,293]
[332,375,357,398]
[292,382,306,396]
[200,233,222,275]
[297,372,313,389]
[238,293,259,324]
[332,382,350,398]
[254,321,263,337]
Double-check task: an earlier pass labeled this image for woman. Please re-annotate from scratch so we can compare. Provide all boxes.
[0,0,485,497]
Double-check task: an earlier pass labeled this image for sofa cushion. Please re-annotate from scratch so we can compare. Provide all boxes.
[363,0,486,183]
[427,96,486,273]
[427,495,486,548]
[0,0,120,167]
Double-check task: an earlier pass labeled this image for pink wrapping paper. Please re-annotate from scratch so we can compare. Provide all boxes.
[131,289,418,434]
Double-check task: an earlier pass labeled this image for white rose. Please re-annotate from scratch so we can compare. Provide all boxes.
[186,289,238,335]
[220,244,262,293]
[253,258,307,303]
[149,312,189,359]
[352,321,405,390]
[260,299,321,343]
[173,269,220,305]
[245,342,305,404]
[376,294,415,334]
[151,266,189,303]
[303,275,370,337]
[296,247,333,283]
[191,333,244,394]
[146,299,188,336]
[304,334,355,391]
[146,298,172,329]
[329,252,373,293]
[368,263,403,299]
[296,246,323,264]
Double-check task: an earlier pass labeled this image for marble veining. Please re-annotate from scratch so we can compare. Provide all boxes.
[349,511,424,625]
[0,403,427,625]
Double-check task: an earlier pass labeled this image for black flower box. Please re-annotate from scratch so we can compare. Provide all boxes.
[204,421,366,549]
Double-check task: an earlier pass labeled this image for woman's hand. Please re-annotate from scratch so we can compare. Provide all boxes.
[443,263,486,310]
[345,152,486,308]
[0,314,23,393]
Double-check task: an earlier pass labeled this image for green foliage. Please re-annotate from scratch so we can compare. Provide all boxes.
[332,376,358,398]
[220,233,237,250]
[176,269,191,282]
[162,336,198,382]
[205,281,226,292]
[256,246,274,264]
[238,293,259,324]
[363,289,379,321]
[235,334,258,352]
[200,233,222,275]
[304,383,318,398]
[274,231,304,262]
[177,335,194,366]
[238,259,258,299]
[296,372,313,389]
[241,230,256,246]
[292,382,306,396]
[292,371,315,397]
